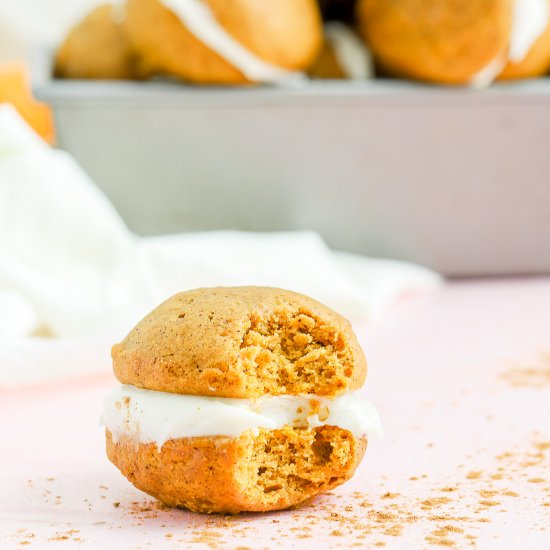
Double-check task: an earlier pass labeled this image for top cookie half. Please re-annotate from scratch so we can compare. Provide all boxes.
[112,287,367,398]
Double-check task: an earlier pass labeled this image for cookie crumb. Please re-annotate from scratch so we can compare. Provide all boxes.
[478,490,498,498]
[421,497,451,509]
[384,524,403,536]
[479,500,500,507]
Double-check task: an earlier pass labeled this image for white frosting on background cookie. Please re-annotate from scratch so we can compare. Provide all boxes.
[470,0,549,86]
[509,0,550,62]
[102,384,383,447]
[324,22,373,80]
[159,0,302,83]
[470,53,507,88]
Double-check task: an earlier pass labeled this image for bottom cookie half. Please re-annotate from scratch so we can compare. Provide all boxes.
[106,425,366,513]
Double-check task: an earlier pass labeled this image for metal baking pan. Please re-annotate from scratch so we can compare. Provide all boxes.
[35,79,550,276]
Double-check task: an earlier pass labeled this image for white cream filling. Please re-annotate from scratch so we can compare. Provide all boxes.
[324,22,373,80]
[158,0,302,83]
[101,384,383,448]
[509,0,550,62]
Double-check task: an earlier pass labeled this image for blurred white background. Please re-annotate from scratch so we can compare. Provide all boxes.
[0,0,104,63]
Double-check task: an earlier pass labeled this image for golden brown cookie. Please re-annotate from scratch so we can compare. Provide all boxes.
[54,4,149,80]
[106,426,366,513]
[356,0,513,85]
[113,286,367,398]
[123,0,323,84]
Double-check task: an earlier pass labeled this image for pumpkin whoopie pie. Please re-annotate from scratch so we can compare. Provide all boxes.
[123,0,323,84]
[356,0,550,85]
[102,287,381,513]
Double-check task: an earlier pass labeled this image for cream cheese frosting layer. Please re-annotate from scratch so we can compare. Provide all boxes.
[158,0,302,83]
[324,22,373,80]
[102,384,383,447]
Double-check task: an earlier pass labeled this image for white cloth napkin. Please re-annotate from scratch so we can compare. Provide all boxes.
[0,104,441,386]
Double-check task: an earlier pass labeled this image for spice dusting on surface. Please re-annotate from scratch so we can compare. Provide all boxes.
[9,433,548,548]
[47,529,81,542]
[421,497,451,509]
[94,434,547,548]
[425,525,466,547]
[479,500,500,507]
[501,352,550,388]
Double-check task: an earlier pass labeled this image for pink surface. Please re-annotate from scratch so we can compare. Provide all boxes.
[2,278,550,549]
